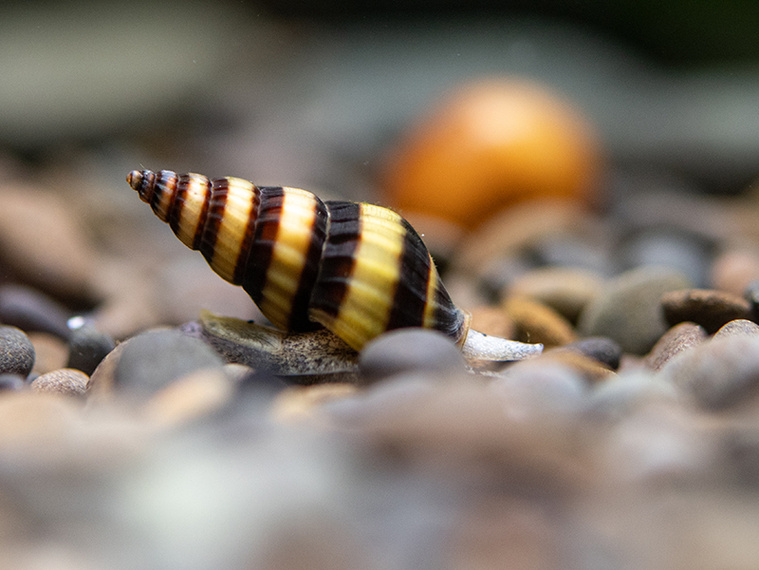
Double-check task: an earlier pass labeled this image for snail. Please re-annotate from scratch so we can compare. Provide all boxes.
[127,169,542,362]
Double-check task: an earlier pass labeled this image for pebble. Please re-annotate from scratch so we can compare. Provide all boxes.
[30,369,88,398]
[578,266,692,355]
[142,368,235,428]
[0,325,35,378]
[89,329,224,400]
[646,322,708,371]
[502,295,576,348]
[744,280,759,319]
[28,332,69,375]
[536,350,616,384]
[357,328,467,385]
[0,189,99,308]
[615,227,714,287]
[713,319,759,339]
[468,305,515,340]
[565,337,622,370]
[505,267,604,324]
[661,288,753,333]
[0,284,72,339]
[661,335,759,410]
[66,324,115,376]
[0,374,25,391]
[710,247,759,296]
[586,371,679,422]
[271,383,358,424]
[0,391,81,453]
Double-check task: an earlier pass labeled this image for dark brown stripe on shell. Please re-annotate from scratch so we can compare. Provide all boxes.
[308,201,361,320]
[231,186,262,285]
[386,217,431,330]
[287,196,329,331]
[135,169,156,204]
[199,178,230,266]
[168,174,188,237]
[150,170,177,221]
[241,186,285,305]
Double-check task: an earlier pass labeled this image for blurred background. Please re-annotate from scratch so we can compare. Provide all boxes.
[3,0,759,194]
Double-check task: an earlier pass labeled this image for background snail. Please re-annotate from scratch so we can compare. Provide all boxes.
[127,169,541,361]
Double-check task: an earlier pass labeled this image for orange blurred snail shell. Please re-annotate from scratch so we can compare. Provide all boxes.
[127,169,541,361]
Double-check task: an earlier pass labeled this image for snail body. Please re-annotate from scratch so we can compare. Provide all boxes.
[128,169,541,361]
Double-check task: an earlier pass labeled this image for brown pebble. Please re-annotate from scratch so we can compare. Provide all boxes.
[505,267,603,324]
[710,247,759,296]
[28,332,69,375]
[30,368,88,398]
[661,288,753,334]
[0,391,80,452]
[143,368,234,428]
[502,295,576,348]
[540,349,615,384]
[646,322,708,371]
[468,305,515,339]
[714,319,759,339]
[271,383,357,424]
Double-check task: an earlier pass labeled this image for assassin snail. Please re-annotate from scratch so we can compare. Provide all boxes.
[127,169,542,361]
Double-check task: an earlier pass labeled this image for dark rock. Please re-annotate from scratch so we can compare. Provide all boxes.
[562,337,622,370]
[0,325,35,378]
[66,325,115,375]
[0,284,72,339]
[661,288,753,333]
[358,328,466,385]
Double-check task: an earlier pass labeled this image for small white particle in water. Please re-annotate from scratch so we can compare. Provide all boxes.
[67,315,86,330]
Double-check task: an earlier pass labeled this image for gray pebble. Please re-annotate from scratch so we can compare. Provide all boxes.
[358,328,466,385]
[615,227,714,288]
[586,370,679,422]
[0,325,35,378]
[662,335,759,410]
[66,325,115,376]
[30,368,87,398]
[114,329,224,398]
[578,266,692,355]
[563,337,622,370]
[0,373,25,391]
[0,284,72,340]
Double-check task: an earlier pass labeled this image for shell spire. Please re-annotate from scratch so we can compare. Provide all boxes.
[128,169,542,361]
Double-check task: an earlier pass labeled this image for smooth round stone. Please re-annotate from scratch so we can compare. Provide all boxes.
[0,189,98,308]
[714,319,759,339]
[504,267,604,324]
[468,305,515,340]
[0,325,35,378]
[525,235,611,276]
[66,324,115,376]
[491,360,587,418]
[113,329,224,399]
[502,295,576,348]
[578,266,692,355]
[661,288,753,333]
[646,322,707,371]
[562,336,622,370]
[586,370,679,421]
[711,248,759,296]
[0,284,72,339]
[357,328,466,385]
[662,335,759,410]
[536,349,616,384]
[30,368,87,398]
[27,332,69,375]
[0,374,25,391]
[615,227,713,287]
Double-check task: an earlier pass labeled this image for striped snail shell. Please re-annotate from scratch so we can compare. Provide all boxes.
[128,169,542,361]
